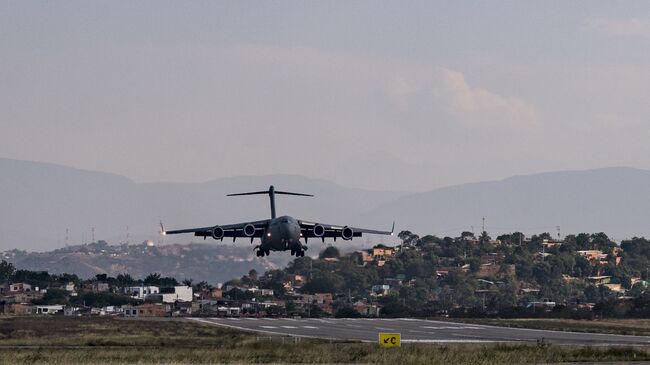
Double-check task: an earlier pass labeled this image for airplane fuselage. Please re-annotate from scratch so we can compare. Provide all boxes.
[260,215,303,253]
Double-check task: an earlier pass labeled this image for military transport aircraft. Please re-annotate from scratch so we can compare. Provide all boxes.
[162,185,394,257]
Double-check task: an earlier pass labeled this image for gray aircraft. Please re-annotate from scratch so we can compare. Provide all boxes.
[162,185,394,257]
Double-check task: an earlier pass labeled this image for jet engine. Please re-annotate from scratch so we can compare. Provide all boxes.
[313,224,325,237]
[243,224,256,237]
[211,226,224,240]
[341,226,354,240]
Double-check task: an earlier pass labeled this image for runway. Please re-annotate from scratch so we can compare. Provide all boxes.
[189,317,650,346]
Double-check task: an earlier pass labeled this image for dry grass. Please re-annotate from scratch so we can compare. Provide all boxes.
[0,316,648,364]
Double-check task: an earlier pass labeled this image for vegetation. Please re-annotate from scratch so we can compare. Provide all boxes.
[0,316,648,364]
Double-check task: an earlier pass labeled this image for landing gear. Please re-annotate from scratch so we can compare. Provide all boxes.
[291,249,305,257]
[256,249,270,257]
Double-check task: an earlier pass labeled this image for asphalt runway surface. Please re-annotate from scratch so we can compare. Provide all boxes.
[190,317,650,346]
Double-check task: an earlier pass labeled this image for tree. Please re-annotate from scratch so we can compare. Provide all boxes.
[335,306,361,318]
[117,273,136,288]
[0,260,15,282]
[182,278,193,287]
[144,273,161,285]
[398,230,419,246]
[319,246,340,259]
[302,272,344,294]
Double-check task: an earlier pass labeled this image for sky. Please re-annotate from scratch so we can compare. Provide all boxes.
[1,1,650,191]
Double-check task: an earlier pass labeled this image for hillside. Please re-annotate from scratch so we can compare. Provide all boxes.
[1,241,289,283]
[361,167,650,240]
[0,159,404,251]
[3,159,650,252]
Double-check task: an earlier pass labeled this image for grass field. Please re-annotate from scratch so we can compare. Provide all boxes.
[447,317,650,336]
[0,316,649,364]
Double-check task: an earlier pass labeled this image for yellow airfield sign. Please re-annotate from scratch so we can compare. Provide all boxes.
[378,333,401,347]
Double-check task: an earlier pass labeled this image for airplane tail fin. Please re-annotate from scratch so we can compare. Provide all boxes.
[227,185,313,218]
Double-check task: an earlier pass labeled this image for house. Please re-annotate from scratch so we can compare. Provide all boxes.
[173,302,194,316]
[357,251,373,264]
[372,247,395,258]
[93,282,110,293]
[122,305,139,317]
[125,286,159,300]
[603,283,625,293]
[519,288,541,296]
[587,276,612,285]
[577,250,608,262]
[9,283,32,292]
[35,305,64,315]
[542,239,563,249]
[353,300,381,317]
[371,284,390,296]
[159,286,193,303]
[4,303,34,315]
[136,303,171,317]
[64,306,82,316]
[5,291,44,303]
[526,301,556,310]
[209,288,223,299]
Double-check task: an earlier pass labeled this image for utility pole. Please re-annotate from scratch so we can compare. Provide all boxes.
[482,217,486,233]
[556,226,561,240]
[65,228,69,247]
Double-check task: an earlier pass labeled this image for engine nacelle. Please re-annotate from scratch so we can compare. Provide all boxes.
[243,224,256,237]
[313,224,325,237]
[211,226,224,240]
[341,226,354,240]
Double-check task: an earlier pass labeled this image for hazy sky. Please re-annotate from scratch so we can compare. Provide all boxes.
[2,1,650,191]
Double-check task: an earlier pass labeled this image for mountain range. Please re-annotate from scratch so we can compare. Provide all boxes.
[2,158,650,253]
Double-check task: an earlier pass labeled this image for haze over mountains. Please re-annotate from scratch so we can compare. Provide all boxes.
[1,158,649,252]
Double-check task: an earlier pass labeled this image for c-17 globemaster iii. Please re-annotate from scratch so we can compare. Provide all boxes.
[162,185,394,257]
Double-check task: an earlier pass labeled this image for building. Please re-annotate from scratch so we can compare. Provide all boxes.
[35,305,64,315]
[371,284,390,296]
[136,303,171,317]
[587,276,612,285]
[122,305,138,317]
[93,282,110,293]
[4,303,34,315]
[159,286,193,303]
[9,283,32,292]
[577,250,608,262]
[125,286,160,300]
[353,300,381,316]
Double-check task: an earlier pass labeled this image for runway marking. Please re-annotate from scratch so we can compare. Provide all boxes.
[303,326,318,329]
[281,326,298,329]
[244,318,259,320]
[260,326,277,329]
[375,327,395,331]
[421,326,479,330]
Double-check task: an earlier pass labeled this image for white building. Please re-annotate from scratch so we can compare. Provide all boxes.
[36,305,64,315]
[160,286,193,303]
[125,286,160,300]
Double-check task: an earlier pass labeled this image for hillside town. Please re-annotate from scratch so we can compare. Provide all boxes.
[1,230,650,319]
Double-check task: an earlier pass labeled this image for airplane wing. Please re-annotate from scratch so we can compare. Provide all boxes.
[298,220,394,240]
[162,219,269,239]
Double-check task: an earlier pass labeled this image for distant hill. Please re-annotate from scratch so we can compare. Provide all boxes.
[0,158,404,251]
[2,158,650,252]
[361,167,650,240]
[1,241,292,283]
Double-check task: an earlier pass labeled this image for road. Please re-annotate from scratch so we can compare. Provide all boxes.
[189,317,650,346]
